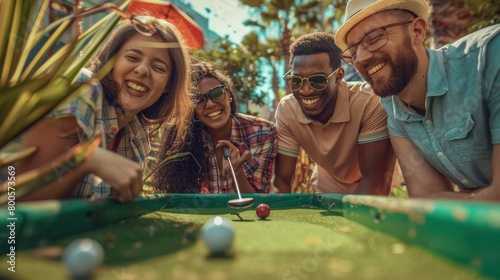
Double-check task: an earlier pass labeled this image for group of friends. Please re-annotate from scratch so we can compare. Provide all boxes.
[7,0,499,202]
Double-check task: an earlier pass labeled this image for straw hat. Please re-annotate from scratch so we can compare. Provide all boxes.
[334,0,429,50]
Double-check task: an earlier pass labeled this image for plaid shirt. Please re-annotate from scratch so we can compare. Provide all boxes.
[201,113,277,193]
[47,70,150,198]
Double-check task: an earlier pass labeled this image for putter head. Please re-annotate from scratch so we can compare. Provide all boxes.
[228,197,254,209]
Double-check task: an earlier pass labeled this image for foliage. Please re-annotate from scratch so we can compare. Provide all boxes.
[191,36,268,115]
[238,0,347,111]
[0,0,128,198]
[0,0,126,150]
[465,0,500,32]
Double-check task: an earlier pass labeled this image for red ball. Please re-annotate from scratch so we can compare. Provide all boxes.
[256,203,271,219]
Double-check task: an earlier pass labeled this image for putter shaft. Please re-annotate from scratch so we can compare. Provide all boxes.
[222,147,243,200]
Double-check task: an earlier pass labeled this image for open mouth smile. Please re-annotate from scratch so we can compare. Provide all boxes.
[126,81,148,93]
[367,62,387,75]
[206,110,223,118]
[301,97,320,105]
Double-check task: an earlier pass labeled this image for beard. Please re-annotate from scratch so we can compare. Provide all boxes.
[360,36,418,97]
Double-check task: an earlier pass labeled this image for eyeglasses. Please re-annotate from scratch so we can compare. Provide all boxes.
[78,3,157,37]
[340,20,414,65]
[283,68,339,92]
[195,85,227,108]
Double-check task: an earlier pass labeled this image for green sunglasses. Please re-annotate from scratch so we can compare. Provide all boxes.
[195,85,227,108]
[283,68,339,92]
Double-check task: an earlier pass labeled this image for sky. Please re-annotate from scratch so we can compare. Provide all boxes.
[178,0,276,115]
[183,0,255,43]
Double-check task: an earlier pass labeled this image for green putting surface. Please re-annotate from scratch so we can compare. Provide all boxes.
[0,194,499,279]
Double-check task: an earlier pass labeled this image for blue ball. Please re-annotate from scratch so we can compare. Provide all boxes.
[201,216,234,253]
[62,238,104,278]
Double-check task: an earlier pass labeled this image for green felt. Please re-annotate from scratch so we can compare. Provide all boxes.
[0,207,487,280]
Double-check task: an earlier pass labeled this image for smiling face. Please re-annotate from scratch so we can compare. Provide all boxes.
[345,12,418,97]
[290,53,342,123]
[112,33,171,115]
[195,77,232,132]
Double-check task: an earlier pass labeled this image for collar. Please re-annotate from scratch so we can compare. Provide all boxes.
[387,49,448,121]
[102,97,120,147]
[426,49,449,98]
[202,114,245,147]
[296,80,351,125]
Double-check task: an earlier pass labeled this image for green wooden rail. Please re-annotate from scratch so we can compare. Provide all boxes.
[1,194,499,278]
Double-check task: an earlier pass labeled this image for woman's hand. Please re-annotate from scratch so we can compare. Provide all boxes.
[216,140,250,173]
[83,147,143,202]
[216,140,255,193]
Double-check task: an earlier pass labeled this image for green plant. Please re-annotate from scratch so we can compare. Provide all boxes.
[466,0,500,32]
[0,0,130,199]
[0,1,129,149]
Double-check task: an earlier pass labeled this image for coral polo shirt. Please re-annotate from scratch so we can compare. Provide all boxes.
[275,81,389,193]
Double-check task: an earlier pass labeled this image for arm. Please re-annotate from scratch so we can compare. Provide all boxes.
[355,138,396,195]
[273,153,297,193]
[16,117,143,202]
[467,144,500,201]
[241,123,278,193]
[216,140,254,193]
[391,135,472,199]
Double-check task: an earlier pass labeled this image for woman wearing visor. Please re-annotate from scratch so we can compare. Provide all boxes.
[153,61,278,194]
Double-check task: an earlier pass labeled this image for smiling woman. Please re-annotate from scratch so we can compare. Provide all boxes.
[152,61,278,194]
[11,16,193,202]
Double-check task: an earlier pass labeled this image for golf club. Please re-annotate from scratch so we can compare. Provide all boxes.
[222,146,254,208]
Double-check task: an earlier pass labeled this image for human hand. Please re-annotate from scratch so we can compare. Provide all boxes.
[216,140,250,173]
[83,147,143,202]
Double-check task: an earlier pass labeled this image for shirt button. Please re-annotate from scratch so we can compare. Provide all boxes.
[111,126,118,132]
[437,152,444,157]
[425,119,431,125]
[461,179,469,184]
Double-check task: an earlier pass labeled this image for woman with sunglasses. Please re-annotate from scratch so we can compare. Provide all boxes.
[153,62,278,194]
[13,16,193,202]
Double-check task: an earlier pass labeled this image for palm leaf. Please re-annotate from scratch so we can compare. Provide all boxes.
[0,0,21,87]
[0,1,134,199]
[0,1,129,149]
[143,152,200,181]
[0,135,102,203]
[8,0,50,84]
[0,147,37,167]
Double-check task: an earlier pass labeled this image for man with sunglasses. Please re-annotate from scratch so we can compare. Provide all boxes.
[335,0,500,201]
[274,32,396,195]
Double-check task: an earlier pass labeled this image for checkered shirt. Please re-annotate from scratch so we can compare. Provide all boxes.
[200,113,277,193]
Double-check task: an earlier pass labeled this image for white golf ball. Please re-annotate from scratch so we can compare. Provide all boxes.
[201,216,234,253]
[62,238,104,278]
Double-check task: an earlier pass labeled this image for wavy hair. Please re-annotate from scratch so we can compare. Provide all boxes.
[152,61,239,193]
[89,16,193,154]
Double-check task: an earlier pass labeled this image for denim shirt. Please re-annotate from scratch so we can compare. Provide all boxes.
[381,24,500,190]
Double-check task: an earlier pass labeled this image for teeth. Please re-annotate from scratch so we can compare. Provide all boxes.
[206,110,222,117]
[367,62,386,75]
[126,81,147,93]
[302,97,320,105]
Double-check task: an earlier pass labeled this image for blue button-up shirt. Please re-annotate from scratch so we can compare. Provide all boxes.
[381,24,500,190]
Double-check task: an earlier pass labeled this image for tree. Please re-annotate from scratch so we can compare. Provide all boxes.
[191,36,268,115]
[465,0,500,32]
[427,0,474,48]
[427,0,499,49]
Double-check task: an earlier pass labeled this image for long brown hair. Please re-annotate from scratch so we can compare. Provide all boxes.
[89,16,193,153]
